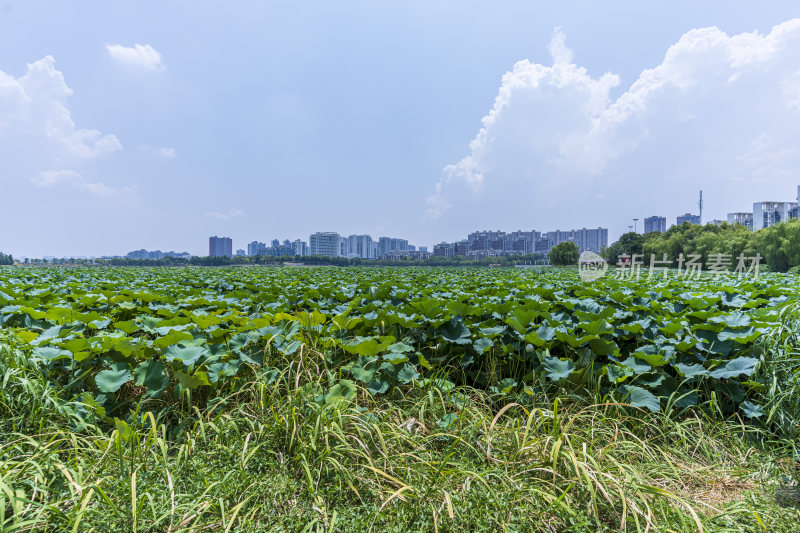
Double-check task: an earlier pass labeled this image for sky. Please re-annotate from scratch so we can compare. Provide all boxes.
[1,1,800,257]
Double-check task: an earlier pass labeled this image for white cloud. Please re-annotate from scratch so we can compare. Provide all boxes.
[30,169,136,198]
[158,147,176,158]
[106,43,165,71]
[547,27,573,65]
[0,55,122,162]
[427,20,800,237]
[205,208,244,221]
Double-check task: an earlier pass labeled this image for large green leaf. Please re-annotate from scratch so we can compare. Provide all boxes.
[524,325,557,347]
[96,368,132,393]
[343,336,394,357]
[132,360,168,393]
[620,385,661,412]
[542,356,574,381]
[350,357,380,383]
[740,400,763,419]
[397,363,419,384]
[709,357,758,379]
[175,370,211,389]
[472,337,493,354]
[155,330,194,349]
[323,379,357,405]
[33,346,71,361]
[165,344,206,367]
[439,318,471,344]
[674,363,708,378]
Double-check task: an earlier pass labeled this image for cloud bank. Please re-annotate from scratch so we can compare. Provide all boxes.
[0,55,122,162]
[106,43,165,71]
[427,21,800,237]
[0,55,131,202]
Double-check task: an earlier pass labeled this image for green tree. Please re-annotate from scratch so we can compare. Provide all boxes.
[0,251,13,265]
[750,218,800,272]
[603,232,645,265]
[549,241,579,266]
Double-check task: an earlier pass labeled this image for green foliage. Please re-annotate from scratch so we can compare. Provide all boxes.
[604,231,645,265]
[548,240,580,266]
[1,330,798,531]
[0,251,13,265]
[0,266,795,421]
[629,218,800,272]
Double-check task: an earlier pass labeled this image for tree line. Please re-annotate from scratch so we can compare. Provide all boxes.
[602,219,800,272]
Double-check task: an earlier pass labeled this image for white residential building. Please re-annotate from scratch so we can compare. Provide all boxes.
[309,232,341,257]
[753,201,797,230]
[292,240,308,256]
[345,234,376,259]
[727,212,753,230]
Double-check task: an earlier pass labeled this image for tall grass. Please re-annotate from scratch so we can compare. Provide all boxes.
[1,331,798,532]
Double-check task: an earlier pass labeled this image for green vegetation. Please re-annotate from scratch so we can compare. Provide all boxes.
[605,219,800,272]
[547,240,579,266]
[1,266,798,531]
[0,252,12,265]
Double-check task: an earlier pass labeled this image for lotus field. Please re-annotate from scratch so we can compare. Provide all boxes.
[0,267,791,417]
[2,266,799,531]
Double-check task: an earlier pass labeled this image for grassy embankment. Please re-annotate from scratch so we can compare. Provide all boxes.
[1,309,799,532]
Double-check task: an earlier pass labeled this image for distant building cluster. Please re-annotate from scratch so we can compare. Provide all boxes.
[246,239,299,257]
[125,249,191,260]
[433,228,608,259]
[751,188,800,230]
[223,233,428,260]
[643,185,800,235]
[201,185,800,261]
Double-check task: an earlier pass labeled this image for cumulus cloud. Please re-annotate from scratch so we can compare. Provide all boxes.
[106,43,165,71]
[30,169,136,198]
[427,20,800,237]
[0,56,135,202]
[205,208,244,221]
[0,55,122,162]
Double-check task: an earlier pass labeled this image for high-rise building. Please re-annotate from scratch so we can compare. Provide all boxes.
[433,242,455,257]
[676,213,701,226]
[345,235,376,259]
[247,241,266,256]
[507,231,536,253]
[727,212,753,230]
[573,228,608,253]
[753,201,797,230]
[643,216,667,234]
[235,249,246,256]
[292,240,308,256]
[418,246,428,253]
[309,232,342,257]
[209,236,232,258]
[378,237,409,256]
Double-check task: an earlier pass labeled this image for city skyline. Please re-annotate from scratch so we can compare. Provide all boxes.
[2,3,800,257]
[9,177,799,259]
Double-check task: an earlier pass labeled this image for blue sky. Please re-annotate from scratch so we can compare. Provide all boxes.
[2,1,800,257]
